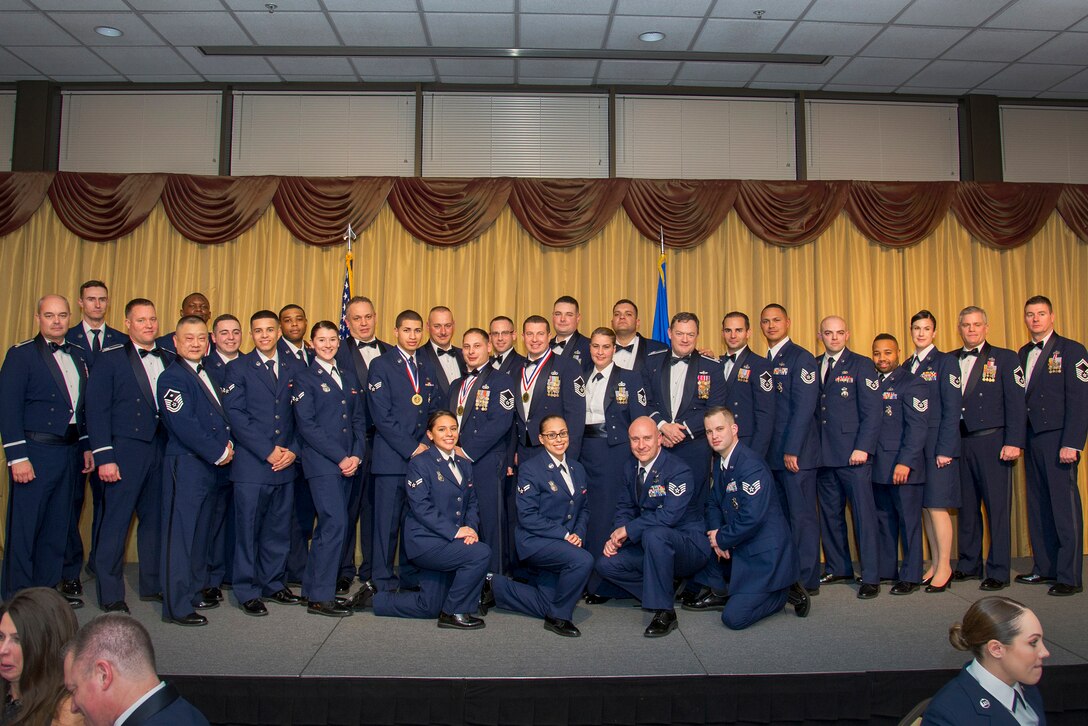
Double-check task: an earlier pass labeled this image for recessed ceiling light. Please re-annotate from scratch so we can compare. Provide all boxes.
[94,26,123,38]
[639,31,666,42]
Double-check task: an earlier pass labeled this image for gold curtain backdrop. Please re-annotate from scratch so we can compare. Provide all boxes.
[1,198,1086,559]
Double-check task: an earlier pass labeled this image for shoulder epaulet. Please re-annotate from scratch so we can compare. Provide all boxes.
[14,339,33,348]
[102,343,124,353]
[700,353,720,362]
[648,349,667,357]
[68,341,86,350]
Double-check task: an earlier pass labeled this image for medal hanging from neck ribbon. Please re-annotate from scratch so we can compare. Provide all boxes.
[457,372,476,416]
[402,352,423,406]
[521,350,553,403]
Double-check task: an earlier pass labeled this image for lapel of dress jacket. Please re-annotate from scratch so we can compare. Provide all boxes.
[1027,335,1057,394]
[183,360,226,418]
[36,335,74,404]
[119,683,181,726]
[962,343,989,400]
[126,342,157,410]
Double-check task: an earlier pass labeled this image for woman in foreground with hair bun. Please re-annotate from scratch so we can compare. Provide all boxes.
[923,596,1048,725]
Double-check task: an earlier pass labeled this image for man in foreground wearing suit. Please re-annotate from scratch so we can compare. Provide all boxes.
[64,613,210,725]
[594,416,711,638]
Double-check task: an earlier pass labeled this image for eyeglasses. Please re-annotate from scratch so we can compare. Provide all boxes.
[540,430,569,441]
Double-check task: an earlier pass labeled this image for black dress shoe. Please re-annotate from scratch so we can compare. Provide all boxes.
[681,590,729,612]
[193,598,220,610]
[437,612,485,629]
[1048,583,1083,596]
[857,583,880,599]
[347,580,376,611]
[138,592,163,603]
[264,588,303,605]
[856,576,896,585]
[241,599,268,616]
[308,599,354,617]
[103,601,130,614]
[644,609,678,637]
[336,577,352,595]
[543,616,581,637]
[952,570,979,582]
[819,573,853,584]
[980,578,1008,591]
[59,579,83,596]
[788,582,811,617]
[479,580,496,615]
[65,595,84,609]
[166,612,208,627]
[1015,573,1055,585]
[583,593,611,605]
[890,581,919,595]
[202,587,224,602]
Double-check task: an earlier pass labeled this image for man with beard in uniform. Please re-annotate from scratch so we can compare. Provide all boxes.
[610,299,667,373]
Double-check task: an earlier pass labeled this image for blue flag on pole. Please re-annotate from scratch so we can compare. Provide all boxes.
[651,232,669,344]
[339,224,356,340]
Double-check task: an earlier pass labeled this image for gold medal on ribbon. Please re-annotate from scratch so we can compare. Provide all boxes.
[411,393,423,406]
[457,405,465,416]
[522,391,530,403]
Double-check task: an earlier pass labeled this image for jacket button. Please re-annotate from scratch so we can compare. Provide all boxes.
[274,429,281,435]
[566,515,571,520]
[457,497,462,502]
[455,511,461,516]
[274,415,280,420]
[342,428,347,433]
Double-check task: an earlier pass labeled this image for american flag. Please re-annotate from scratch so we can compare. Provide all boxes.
[339,223,356,340]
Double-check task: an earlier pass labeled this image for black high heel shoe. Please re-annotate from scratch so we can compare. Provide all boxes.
[925,575,952,593]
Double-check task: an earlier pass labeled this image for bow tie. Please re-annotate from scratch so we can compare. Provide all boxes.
[553,340,566,350]
[959,348,979,359]
[357,340,378,349]
[1031,340,1045,350]
[724,354,736,363]
[617,343,634,353]
[436,347,456,357]
[195,363,204,374]
[48,341,70,353]
[138,347,164,359]
[670,354,692,367]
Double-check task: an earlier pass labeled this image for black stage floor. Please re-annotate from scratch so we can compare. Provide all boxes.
[69,557,1088,726]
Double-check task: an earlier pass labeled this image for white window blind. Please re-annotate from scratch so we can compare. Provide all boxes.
[230,92,415,177]
[1001,106,1088,184]
[59,92,220,174]
[806,100,959,181]
[423,93,608,178]
[614,96,795,180]
[0,93,14,172]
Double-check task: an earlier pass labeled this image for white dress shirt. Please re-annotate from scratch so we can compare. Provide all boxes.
[53,345,82,424]
[432,342,461,386]
[613,336,639,370]
[585,364,612,425]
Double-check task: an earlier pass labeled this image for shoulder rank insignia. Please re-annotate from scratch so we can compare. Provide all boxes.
[517,483,531,494]
[667,482,686,497]
[368,381,382,391]
[408,477,423,489]
[759,371,773,392]
[638,387,647,406]
[742,480,760,496]
[1077,359,1088,383]
[499,389,515,411]
[573,376,586,397]
[1014,365,1026,388]
[799,368,815,385]
[913,397,928,412]
[102,343,124,352]
[291,391,305,403]
[865,378,879,391]
[14,339,33,347]
[163,389,183,412]
[949,373,961,388]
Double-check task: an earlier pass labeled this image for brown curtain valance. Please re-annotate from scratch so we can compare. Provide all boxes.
[1,173,1086,249]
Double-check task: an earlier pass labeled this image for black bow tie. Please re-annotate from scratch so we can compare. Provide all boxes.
[48,341,70,353]
[724,354,736,363]
[195,363,204,374]
[959,348,979,359]
[138,347,164,359]
[436,347,455,357]
[357,340,378,349]
[617,343,634,353]
[670,354,692,367]
[1031,340,1045,350]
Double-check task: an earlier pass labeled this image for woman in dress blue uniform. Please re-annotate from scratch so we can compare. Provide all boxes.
[292,321,366,618]
[348,411,491,629]
[907,311,962,593]
[924,597,1049,725]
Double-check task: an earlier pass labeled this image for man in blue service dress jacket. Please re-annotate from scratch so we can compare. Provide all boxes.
[954,306,1026,591]
[0,294,94,606]
[157,316,234,626]
[719,312,775,460]
[491,415,593,637]
[595,416,712,638]
[1016,295,1088,596]
[367,309,441,591]
[871,334,929,594]
[221,310,304,616]
[514,315,586,465]
[550,296,592,370]
[610,299,668,373]
[761,303,822,595]
[701,406,808,629]
[813,315,884,599]
[85,298,173,612]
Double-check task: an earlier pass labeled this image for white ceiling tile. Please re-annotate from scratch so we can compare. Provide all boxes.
[234,11,339,45]
[268,56,355,75]
[124,74,206,82]
[143,13,253,46]
[978,63,1081,91]
[895,0,1009,27]
[906,59,1007,87]
[94,46,194,74]
[674,61,761,83]
[426,12,514,46]
[423,0,513,10]
[615,0,713,17]
[9,45,116,75]
[521,0,614,14]
[822,83,900,92]
[596,60,679,82]
[32,0,127,8]
[692,19,794,53]
[895,86,970,96]
[223,0,323,9]
[1021,33,1088,65]
[986,0,1088,31]
[832,56,928,85]
[324,0,417,10]
[175,46,274,74]
[0,46,38,73]
[351,56,434,76]
[438,76,516,84]
[605,15,703,51]
[0,12,76,45]
[942,29,1055,62]
[753,55,848,83]
[517,59,599,78]
[777,21,884,55]
[517,76,596,86]
[746,80,823,91]
[519,14,608,49]
[434,58,514,76]
[204,74,284,82]
[48,12,165,46]
[1048,67,1088,93]
[860,26,969,58]
[128,0,224,9]
[330,13,428,46]
[279,74,358,82]
[711,0,810,20]
[803,0,912,24]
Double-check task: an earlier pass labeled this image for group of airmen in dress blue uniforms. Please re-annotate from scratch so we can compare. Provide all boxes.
[2,283,1085,637]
